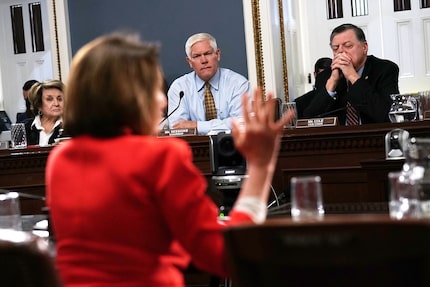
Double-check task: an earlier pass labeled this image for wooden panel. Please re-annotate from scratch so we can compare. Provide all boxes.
[2,121,430,215]
[424,17,430,75]
[397,20,414,77]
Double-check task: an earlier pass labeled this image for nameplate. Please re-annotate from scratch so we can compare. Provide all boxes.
[158,128,197,137]
[424,111,430,120]
[295,117,338,128]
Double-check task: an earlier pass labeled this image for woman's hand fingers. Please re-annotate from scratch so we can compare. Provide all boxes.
[231,88,296,167]
[233,88,296,135]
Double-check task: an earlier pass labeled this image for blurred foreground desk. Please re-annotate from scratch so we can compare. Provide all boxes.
[0,147,50,214]
[2,121,430,214]
[224,214,430,287]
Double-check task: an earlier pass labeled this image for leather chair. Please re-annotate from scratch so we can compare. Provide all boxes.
[224,215,430,287]
[274,98,282,121]
[0,229,60,287]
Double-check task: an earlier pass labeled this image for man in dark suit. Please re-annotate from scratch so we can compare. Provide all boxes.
[295,57,332,119]
[303,23,400,125]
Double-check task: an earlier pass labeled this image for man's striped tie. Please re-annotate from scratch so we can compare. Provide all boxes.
[345,80,359,125]
[346,102,359,125]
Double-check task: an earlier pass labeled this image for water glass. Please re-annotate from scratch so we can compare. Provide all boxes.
[418,90,430,120]
[0,192,22,230]
[10,123,27,149]
[388,94,417,123]
[290,175,324,220]
[281,102,297,128]
[388,171,421,220]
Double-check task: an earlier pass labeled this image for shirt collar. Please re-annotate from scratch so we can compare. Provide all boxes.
[31,115,63,130]
[357,66,364,77]
[197,68,221,91]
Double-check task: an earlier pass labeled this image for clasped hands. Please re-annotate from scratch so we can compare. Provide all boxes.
[327,52,360,91]
[331,52,360,83]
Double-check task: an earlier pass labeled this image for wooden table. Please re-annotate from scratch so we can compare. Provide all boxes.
[224,214,430,287]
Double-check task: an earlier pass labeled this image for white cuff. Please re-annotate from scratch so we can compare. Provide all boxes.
[327,90,337,100]
[233,196,267,224]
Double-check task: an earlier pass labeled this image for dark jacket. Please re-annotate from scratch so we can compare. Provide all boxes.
[294,71,328,119]
[303,55,400,124]
[295,89,316,119]
[25,118,63,146]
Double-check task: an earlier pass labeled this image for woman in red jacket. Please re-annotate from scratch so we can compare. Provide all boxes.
[45,33,293,287]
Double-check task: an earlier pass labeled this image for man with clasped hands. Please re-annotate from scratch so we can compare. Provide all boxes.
[167,32,250,135]
[303,23,400,125]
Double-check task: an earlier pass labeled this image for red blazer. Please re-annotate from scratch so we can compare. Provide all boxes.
[46,135,252,287]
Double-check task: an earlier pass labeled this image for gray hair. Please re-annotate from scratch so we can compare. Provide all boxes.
[185,33,218,58]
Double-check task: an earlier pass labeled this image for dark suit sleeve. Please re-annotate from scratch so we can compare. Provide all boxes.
[25,121,39,146]
[302,69,342,119]
[295,90,315,119]
[348,56,399,123]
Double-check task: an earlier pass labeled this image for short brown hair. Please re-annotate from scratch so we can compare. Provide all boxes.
[329,23,367,46]
[29,80,64,112]
[64,33,161,138]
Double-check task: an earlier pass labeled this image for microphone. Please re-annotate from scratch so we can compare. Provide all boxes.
[160,91,184,125]
[315,104,364,118]
[315,106,347,118]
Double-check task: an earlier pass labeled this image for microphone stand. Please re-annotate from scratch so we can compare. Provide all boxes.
[160,91,184,125]
[315,106,347,118]
[315,103,365,118]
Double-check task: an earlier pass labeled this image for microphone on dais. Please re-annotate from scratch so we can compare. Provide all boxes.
[160,91,184,125]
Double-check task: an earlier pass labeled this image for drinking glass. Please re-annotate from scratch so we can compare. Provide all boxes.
[0,192,22,230]
[290,175,324,220]
[418,90,430,120]
[10,123,27,149]
[401,137,430,218]
[281,102,297,128]
[388,171,421,220]
[388,94,418,123]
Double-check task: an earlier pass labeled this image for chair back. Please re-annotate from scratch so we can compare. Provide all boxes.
[224,215,430,287]
[0,229,60,287]
[274,98,282,121]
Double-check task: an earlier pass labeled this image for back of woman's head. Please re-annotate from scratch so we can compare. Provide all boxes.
[64,33,160,138]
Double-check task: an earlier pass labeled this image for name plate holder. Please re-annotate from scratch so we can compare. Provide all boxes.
[158,128,197,137]
[295,117,338,129]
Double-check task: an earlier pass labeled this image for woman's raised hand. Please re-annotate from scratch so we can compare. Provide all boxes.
[231,87,295,168]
